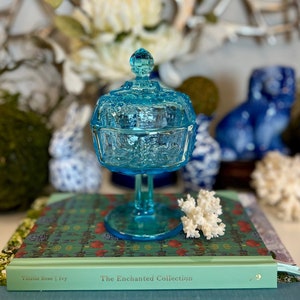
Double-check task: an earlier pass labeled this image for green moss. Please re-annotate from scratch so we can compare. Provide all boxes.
[0,101,51,211]
[0,196,48,285]
[176,76,219,116]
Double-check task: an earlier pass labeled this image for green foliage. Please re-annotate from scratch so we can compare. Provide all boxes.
[176,76,219,116]
[204,12,218,23]
[54,15,86,38]
[0,197,48,286]
[44,0,63,9]
[0,100,51,211]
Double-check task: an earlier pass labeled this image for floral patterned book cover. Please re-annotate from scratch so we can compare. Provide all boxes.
[5,191,278,290]
[238,193,295,265]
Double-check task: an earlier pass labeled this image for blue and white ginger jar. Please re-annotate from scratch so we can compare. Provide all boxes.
[183,114,221,191]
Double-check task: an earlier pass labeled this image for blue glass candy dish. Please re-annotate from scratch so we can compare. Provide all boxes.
[90,48,197,241]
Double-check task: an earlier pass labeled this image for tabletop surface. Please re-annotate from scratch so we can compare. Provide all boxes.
[1,282,300,300]
[1,170,299,298]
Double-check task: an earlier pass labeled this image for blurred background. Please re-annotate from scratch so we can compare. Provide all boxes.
[1,0,300,212]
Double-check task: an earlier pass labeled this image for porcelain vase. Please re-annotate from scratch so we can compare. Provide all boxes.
[183,114,221,191]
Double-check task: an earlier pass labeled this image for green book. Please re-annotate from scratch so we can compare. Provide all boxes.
[6,192,277,291]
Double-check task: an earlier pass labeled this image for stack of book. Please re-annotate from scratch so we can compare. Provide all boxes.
[6,192,278,291]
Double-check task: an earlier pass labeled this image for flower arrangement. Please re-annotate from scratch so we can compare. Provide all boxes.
[0,1,63,125]
[2,0,299,198]
[178,190,226,239]
[45,0,194,95]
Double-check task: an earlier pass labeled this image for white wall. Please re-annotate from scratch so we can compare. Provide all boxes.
[179,36,300,124]
[172,0,300,127]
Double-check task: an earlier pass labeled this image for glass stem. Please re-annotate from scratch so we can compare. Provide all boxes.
[134,174,154,216]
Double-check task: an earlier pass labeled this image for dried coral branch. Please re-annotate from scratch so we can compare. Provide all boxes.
[251,151,300,222]
[178,190,226,239]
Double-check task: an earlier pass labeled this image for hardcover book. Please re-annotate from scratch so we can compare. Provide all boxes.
[6,192,277,291]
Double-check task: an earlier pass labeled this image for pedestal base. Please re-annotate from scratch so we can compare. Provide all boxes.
[104,203,183,241]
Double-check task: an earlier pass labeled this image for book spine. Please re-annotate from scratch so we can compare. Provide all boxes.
[7,261,277,290]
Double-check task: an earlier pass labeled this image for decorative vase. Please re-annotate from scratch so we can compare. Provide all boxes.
[90,48,197,241]
[110,69,178,189]
[183,113,221,191]
[215,66,296,161]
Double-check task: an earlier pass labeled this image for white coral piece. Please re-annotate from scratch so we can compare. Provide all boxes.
[251,151,300,222]
[178,190,226,239]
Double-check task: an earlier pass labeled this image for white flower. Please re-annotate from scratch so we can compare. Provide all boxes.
[0,63,62,117]
[65,24,191,93]
[178,190,226,239]
[43,37,66,63]
[53,0,193,94]
[0,24,7,47]
[63,59,85,95]
[77,0,162,35]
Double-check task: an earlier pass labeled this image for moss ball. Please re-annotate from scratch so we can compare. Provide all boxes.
[176,76,219,116]
[0,103,51,211]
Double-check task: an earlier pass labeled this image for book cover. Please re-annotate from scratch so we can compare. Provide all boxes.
[6,192,277,291]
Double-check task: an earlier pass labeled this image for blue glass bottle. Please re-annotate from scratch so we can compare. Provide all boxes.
[90,48,196,240]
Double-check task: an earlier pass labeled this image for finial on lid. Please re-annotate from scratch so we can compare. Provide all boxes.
[130,48,154,79]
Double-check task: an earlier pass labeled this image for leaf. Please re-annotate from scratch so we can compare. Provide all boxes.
[44,0,63,9]
[31,36,66,63]
[44,38,66,63]
[63,60,84,95]
[54,15,86,38]
[31,35,53,49]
